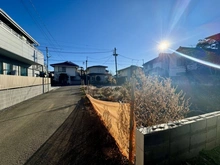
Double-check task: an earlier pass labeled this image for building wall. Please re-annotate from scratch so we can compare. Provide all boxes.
[0,21,44,66]
[88,67,106,74]
[136,111,220,164]
[118,69,131,78]
[53,66,77,84]
[169,57,186,77]
[153,61,162,68]
[0,75,51,111]
[89,74,106,83]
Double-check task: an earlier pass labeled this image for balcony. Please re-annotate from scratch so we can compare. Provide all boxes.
[0,20,44,66]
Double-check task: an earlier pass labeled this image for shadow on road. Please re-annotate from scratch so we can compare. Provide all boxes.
[25,97,128,165]
[0,104,77,124]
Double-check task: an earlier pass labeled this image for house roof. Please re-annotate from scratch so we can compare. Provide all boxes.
[175,46,220,64]
[0,8,39,46]
[88,73,108,76]
[143,57,158,66]
[143,53,171,66]
[50,61,79,67]
[87,65,108,69]
[118,65,142,72]
[205,33,220,41]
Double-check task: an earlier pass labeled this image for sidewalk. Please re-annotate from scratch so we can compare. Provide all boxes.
[0,86,82,165]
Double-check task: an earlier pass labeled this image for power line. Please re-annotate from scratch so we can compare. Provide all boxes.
[88,55,113,60]
[20,0,65,61]
[102,55,113,65]
[119,54,142,61]
[38,50,112,54]
[39,42,111,51]
[28,0,62,49]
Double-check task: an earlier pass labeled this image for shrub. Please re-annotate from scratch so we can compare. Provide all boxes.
[130,69,190,127]
[87,69,190,128]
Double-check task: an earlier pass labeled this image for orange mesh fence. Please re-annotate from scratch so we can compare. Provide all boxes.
[86,94,135,162]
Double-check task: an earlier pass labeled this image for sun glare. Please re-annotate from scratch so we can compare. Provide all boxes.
[158,41,170,51]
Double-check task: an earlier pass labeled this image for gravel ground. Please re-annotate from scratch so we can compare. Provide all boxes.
[0,86,82,165]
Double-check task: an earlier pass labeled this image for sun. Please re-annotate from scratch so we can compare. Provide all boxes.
[158,41,170,51]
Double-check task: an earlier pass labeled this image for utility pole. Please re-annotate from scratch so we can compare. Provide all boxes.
[86,57,88,85]
[46,47,49,76]
[46,47,50,92]
[113,47,118,78]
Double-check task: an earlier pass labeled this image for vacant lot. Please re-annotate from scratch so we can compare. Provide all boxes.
[176,84,220,116]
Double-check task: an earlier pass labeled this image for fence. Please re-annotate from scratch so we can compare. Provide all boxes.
[86,94,135,163]
[136,111,220,164]
[0,75,50,110]
[0,74,50,90]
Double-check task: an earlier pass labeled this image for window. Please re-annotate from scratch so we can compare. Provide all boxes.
[70,76,75,81]
[21,66,27,76]
[58,67,66,72]
[0,62,3,74]
[96,76,101,82]
[6,63,13,75]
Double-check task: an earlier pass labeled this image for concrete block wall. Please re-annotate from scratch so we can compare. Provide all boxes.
[0,84,51,111]
[136,111,220,165]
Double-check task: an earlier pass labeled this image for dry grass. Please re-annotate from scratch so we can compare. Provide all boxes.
[86,69,190,128]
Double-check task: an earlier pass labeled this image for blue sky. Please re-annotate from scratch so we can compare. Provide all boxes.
[1,0,220,73]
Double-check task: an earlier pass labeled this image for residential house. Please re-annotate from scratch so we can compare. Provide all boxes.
[170,46,220,84]
[143,53,170,77]
[0,9,50,111]
[143,33,220,84]
[0,8,44,76]
[50,61,80,85]
[170,33,220,79]
[117,65,142,84]
[87,65,109,84]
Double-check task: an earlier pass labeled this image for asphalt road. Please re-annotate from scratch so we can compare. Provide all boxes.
[0,86,82,165]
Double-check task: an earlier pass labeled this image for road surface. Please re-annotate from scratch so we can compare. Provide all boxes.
[0,86,82,165]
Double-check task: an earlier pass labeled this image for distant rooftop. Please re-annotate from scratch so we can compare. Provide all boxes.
[205,33,220,41]
[50,61,79,67]
[176,46,220,64]
[87,65,108,69]
[118,65,142,71]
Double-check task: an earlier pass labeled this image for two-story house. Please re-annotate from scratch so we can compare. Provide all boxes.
[143,53,170,77]
[50,61,80,85]
[0,8,44,76]
[143,33,220,85]
[0,9,50,111]
[87,65,109,84]
[117,65,142,84]
[170,46,220,84]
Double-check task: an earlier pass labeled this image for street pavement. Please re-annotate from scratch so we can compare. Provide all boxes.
[0,86,82,165]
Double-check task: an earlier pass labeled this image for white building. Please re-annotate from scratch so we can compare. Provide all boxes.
[87,65,109,84]
[117,65,142,84]
[50,61,80,85]
[143,53,170,77]
[0,9,50,111]
[0,9,44,76]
